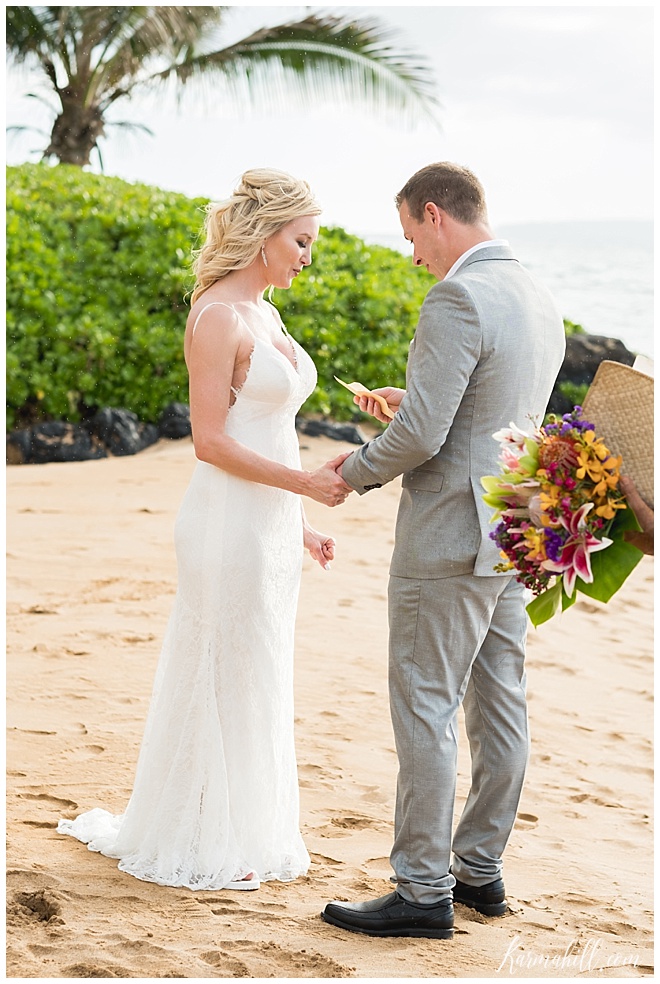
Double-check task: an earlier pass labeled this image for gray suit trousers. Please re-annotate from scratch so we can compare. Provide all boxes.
[388,573,529,904]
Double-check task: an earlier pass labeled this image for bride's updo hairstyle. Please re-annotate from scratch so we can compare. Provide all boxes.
[191,168,321,303]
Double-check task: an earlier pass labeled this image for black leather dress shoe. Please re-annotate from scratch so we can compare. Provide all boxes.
[321,891,454,939]
[452,876,507,916]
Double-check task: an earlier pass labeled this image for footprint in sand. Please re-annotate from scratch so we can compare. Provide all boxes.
[121,632,156,645]
[569,791,622,809]
[364,856,391,877]
[66,744,104,760]
[23,604,60,615]
[298,762,342,790]
[357,784,390,805]
[200,949,251,975]
[514,812,538,830]
[12,889,64,925]
[19,792,78,810]
[61,964,121,979]
[330,815,380,830]
[310,853,343,867]
[207,940,355,978]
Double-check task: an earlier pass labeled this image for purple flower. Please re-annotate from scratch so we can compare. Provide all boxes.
[544,529,565,563]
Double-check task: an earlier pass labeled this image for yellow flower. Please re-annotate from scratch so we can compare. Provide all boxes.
[539,485,563,524]
[582,430,612,461]
[524,531,547,562]
[595,498,627,520]
[576,448,614,484]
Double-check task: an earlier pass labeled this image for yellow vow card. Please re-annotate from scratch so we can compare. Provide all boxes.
[333,376,395,419]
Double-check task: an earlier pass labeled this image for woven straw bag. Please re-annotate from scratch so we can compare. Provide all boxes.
[582,360,654,508]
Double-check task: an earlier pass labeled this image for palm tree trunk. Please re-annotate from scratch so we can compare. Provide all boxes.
[43,94,105,167]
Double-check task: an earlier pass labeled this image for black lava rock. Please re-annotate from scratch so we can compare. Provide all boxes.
[296,418,366,445]
[89,408,159,457]
[158,402,192,439]
[11,421,108,464]
[6,428,34,464]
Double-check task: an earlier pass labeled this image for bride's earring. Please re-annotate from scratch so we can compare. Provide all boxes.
[261,245,268,267]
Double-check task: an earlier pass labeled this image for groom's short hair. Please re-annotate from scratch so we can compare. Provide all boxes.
[396,163,487,226]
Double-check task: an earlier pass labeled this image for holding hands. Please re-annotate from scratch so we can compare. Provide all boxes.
[306,452,354,507]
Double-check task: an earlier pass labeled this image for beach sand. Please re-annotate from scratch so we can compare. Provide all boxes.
[6,436,654,979]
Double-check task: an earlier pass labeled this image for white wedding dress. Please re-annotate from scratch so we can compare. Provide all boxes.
[58,303,316,889]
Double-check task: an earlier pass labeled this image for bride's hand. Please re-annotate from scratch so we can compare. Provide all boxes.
[354,386,405,423]
[305,453,353,506]
[304,526,336,569]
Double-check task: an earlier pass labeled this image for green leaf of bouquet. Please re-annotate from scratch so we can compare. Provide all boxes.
[526,579,562,627]
[561,586,577,612]
[481,475,504,493]
[482,493,507,511]
[517,455,538,473]
[576,506,643,603]
[524,437,539,453]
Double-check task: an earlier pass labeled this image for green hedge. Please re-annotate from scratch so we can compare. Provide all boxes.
[6,163,435,429]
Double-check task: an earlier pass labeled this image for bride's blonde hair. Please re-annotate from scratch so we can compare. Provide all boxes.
[191,168,322,304]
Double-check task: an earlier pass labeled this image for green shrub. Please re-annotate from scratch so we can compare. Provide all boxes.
[6,163,435,429]
[563,318,586,336]
[557,380,589,407]
[7,163,205,429]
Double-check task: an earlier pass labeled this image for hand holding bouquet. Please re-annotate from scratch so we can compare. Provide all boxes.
[481,407,643,626]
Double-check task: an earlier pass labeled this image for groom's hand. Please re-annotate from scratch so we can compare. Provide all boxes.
[354,386,405,423]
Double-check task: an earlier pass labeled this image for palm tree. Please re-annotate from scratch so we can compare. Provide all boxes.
[6,6,438,168]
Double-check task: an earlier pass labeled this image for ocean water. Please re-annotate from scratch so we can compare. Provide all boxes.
[364,221,654,360]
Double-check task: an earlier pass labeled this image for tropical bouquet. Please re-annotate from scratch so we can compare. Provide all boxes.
[481,406,643,626]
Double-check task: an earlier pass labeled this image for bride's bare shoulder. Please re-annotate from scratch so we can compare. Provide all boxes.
[186,292,243,338]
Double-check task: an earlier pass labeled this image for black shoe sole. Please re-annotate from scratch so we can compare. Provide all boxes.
[321,910,454,939]
[454,897,507,917]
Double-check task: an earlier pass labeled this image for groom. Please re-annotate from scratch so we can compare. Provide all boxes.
[322,163,565,939]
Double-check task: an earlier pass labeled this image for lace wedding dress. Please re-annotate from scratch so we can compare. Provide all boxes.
[58,303,316,890]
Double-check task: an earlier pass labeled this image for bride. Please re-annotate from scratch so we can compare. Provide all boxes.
[58,168,352,891]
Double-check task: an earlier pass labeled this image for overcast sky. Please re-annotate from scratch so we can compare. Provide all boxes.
[6,3,654,238]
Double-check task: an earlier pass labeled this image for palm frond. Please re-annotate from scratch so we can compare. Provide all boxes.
[6,6,57,58]
[105,119,154,137]
[24,89,60,113]
[156,13,440,125]
[90,6,227,99]
[7,123,50,138]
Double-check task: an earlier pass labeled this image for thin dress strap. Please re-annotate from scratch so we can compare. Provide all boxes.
[191,301,248,335]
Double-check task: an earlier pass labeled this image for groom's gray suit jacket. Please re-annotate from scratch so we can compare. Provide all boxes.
[341,244,566,578]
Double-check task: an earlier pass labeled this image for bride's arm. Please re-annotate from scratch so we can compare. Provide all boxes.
[187,306,350,507]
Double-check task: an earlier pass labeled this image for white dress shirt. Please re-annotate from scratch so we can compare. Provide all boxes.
[443,239,509,281]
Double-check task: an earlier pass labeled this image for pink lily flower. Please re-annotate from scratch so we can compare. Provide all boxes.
[542,502,612,597]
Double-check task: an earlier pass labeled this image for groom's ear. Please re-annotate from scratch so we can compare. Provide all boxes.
[424,201,443,227]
